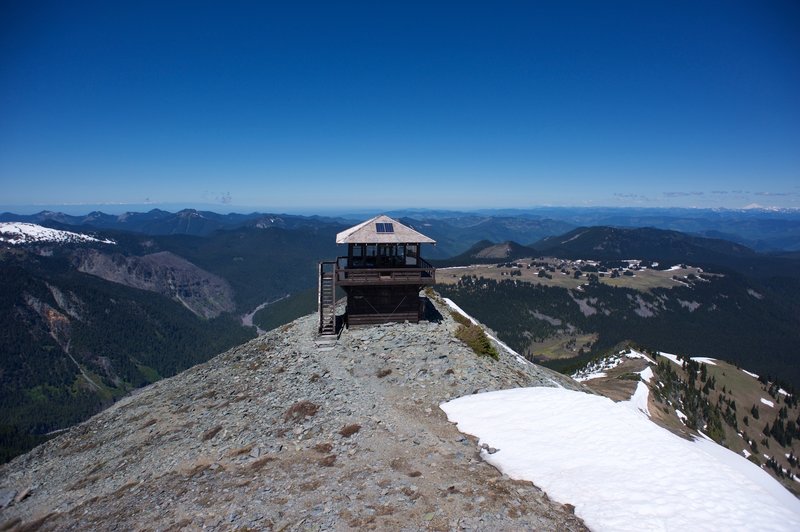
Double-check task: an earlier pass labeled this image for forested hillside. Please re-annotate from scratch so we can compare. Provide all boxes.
[0,249,253,462]
[154,225,341,311]
[437,273,800,387]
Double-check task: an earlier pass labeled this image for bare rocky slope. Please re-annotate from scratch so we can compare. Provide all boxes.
[0,296,586,531]
[72,249,235,318]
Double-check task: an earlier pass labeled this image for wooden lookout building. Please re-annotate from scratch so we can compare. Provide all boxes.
[318,215,436,334]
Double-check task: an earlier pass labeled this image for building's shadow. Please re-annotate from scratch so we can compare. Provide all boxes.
[422,297,443,323]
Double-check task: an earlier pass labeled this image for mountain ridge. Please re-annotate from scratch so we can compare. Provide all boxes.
[0,249,253,462]
[0,297,586,530]
[0,209,348,237]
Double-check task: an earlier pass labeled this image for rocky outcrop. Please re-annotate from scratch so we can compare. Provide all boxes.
[0,296,586,531]
[73,250,235,318]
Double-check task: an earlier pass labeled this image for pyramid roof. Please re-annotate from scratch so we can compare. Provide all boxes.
[336,215,436,245]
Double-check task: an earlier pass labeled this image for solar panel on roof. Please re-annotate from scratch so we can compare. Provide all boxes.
[375,222,394,233]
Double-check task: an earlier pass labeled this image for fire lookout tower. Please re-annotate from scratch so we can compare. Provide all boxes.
[318,215,436,334]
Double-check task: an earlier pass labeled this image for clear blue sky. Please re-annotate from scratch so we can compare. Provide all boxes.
[1,1,799,212]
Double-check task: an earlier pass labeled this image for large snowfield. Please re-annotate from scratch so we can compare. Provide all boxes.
[441,387,800,531]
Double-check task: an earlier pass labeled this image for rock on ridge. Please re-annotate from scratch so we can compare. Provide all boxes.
[0,296,586,531]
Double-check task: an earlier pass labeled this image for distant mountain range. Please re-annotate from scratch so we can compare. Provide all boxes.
[533,226,756,260]
[434,226,800,280]
[432,240,538,267]
[1,207,800,464]
[0,209,348,237]
[5,205,800,254]
[388,206,800,253]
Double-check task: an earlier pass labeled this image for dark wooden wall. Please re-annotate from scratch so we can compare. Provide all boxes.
[344,285,423,326]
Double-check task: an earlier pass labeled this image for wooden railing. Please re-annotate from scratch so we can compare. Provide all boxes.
[335,256,435,285]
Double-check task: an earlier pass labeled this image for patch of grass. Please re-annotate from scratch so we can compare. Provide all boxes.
[319,454,337,467]
[1,518,22,530]
[300,479,322,491]
[136,363,161,383]
[339,424,361,437]
[527,333,598,361]
[68,474,100,491]
[86,460,107,476]
[447,308,499,360]
[437,262,708,292]
[449,309,472,327]
[249,455,275,470]
[227,444,254,457]
[283,400,319,422]
[10,513,56,532]
[201,425,222,441]
[454,322,499,360]
[314,442,333,453]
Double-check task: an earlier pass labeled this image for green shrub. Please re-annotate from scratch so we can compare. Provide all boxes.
[449,309,472,327]
[454,322,499,360]
[446,308,498,360]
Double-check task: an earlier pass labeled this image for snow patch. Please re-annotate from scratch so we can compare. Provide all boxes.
[692,357,717,366]
[624,348,656,365]
[0,222,115,245]
[658,352,717,366]
[574,371,607,383]
[659,352,680,364]
[761,397,775,408]
[441,387,800,531]
[561,230,587,244]
[573,348,655,382]
[677,299,701,312]
[743,369,760,379]
[625,367,653,417]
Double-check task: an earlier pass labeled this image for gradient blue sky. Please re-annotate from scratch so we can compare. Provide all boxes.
[1,1,799,212]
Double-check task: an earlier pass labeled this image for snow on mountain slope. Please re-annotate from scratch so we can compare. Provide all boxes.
[0,222,115,245]
[441,387,800,531]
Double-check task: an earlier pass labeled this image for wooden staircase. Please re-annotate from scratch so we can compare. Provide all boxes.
[318,261,337,336]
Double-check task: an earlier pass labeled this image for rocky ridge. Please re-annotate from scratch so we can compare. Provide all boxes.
[0,296,586,531]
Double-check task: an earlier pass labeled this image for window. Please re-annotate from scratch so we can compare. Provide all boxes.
[406,244,418,266]
[375,222,394,233]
